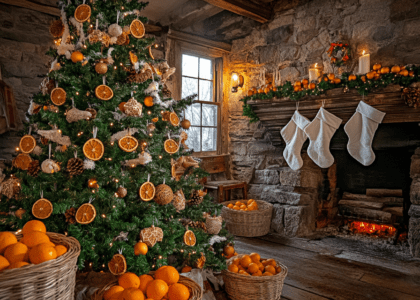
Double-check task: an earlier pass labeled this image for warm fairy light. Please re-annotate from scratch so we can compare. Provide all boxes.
[159,155,163,159]
[121,6,124,9]
[192,251,196,254]
[76,92,79,95]
[89,262,93,267]
[77,132,83,136]
[114,193,118,197]
[149,133,153,137]
[158,255,163,259]
[119,63,123,66]
[152,265,155,268]
[17,183,20,187]
[109,242,113,247]
[108,158,112,161]
[102,264,105,268]
[57,129,62,134]
[92,190,96,193]
[83,45,87,49]
[112,205,116,209]
[114,66,117,70]
[86,117,90,121]
[64,232,68,236]
[70,36,74,40]
[115,179,119,183]
[101,214,106,218]
[315,63,318,68]
[147,111,151,115]
[154,44,159,48]
[160,110,164,114]
[110,123,114,126]
[180,249,184,253]
[232,73,238,81]
[89,24,93,28]
[131,164,135,168]
[15,147,19,152]
[142,142,147,147]
[110,142,114,146]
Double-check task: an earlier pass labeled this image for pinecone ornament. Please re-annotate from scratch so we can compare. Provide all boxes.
[127,70,152,84]
[180,219,207,232]
[65,207,77,224]
[172,190,186,212]
[67,158,84,176]
[27,160,40,177]
[187,190,207,206]
[162,85,172,99]
[41,137,49,145]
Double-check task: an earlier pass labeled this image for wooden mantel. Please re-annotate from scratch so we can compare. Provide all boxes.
[248,84,420,147]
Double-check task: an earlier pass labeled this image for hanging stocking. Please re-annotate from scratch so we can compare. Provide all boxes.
[304,107,342,168]
[280,110,310,170]
[344,101,386,166]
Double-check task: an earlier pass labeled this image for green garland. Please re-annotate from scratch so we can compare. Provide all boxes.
[241,65,420,123]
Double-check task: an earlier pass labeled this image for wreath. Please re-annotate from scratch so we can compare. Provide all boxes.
[327,42,350,66]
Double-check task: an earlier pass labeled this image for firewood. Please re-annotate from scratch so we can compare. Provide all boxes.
[338,205,393,223]
[342,192,403,205]
[366,189,403,198]
[338,200,384,210]
[382,207,404,217]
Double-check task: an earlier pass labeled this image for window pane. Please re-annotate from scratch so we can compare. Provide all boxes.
[202,104,217,127]
[199,58,212,80]
[199,80,213,102]
[182,54,198,77]
[185,103,201,126]
[182,77,198,99]
[186,127,201,152]
[202,127,217,151]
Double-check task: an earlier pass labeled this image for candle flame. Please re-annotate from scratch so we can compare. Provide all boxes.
[315,63,318,68]
[362,50,365,55]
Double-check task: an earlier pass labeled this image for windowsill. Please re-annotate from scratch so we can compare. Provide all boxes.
[193,153,229,159]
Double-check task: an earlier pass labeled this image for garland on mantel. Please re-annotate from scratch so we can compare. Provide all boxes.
[241,65,420,123]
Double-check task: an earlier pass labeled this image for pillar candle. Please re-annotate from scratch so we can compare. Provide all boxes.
[309,64,320,82]
[359,51,370,74]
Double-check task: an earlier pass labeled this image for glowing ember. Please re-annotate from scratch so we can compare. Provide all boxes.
[349,221,397,237]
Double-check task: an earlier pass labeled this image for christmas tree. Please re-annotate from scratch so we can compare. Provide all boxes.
[0,0,230,274]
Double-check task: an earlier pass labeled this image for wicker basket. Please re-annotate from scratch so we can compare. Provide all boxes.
[0,232,81,300]
[222,254,288,300]
[221,200,273,237]
[92,271,203,300]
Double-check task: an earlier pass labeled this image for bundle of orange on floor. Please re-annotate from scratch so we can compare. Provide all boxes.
[0,220,67,271]
[227,253,282,277]
[227,199,259,211]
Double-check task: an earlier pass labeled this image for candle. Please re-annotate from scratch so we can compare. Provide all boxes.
[359,51,370,74]
[309,63,320,82]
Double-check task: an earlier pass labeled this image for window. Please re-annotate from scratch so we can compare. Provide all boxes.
[182,54,219,153]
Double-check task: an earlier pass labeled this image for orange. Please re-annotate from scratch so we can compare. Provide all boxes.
[0,232,18,254]
[29,243,57,264]
[181,266,192,273]
[155,266,179,285]
[144,96,154,107]
[238,270,250,276]
[103,285,125,300]
[228,264,238,273]
[258,263,264,271]
[227,204,234,209]
[247,199,255,205]
[239,205,246,209]
[237,265,245,272]
[247,263,259,274]
[233,206,240,210]
[71,51,84,63]
[4,242,28,263]
[21,231,50,248]
[232,258,240,265]
[266,259,277,267]
[252,270,262,276]
[147,279,169,300]
[75,203,97,225]
[121,287,145,300]
[262,272,274,276]
[265,265,276,274]
[7,261,29,270]
[22,220,46,235]
[139,274,154,293]
[235,201,242,206]
[240,255,252,268]
[164,139,179,154]
[134,242,148,256]
[119,272,141,289]
[55,245,67,257]
[0,255,10,271]
[250,253,260,263]
[223,245,235,257]
[168,283,190,300]
[276,266,282,274]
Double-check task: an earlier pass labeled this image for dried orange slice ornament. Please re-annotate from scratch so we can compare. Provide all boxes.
[19,135,36,153]
[95,85,114,101]
[13,153,32,170]
[130,19,145,39]
[32,198,53,219]
[129,51,138,64]
[183,228,196,246]
[139,178,155,201]
[76,203,96,224]
[164,139,179,154]
[74,4,91,23]
[50,87,66,106]
[118,135,138,152]
[108,253,127,275]
[149,47,155,60]
[83,138,104,161]
[169,112,180,126]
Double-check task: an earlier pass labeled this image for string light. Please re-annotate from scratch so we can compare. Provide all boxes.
[159,155,163,159]
[77,132,83,136]
[121,6,124,9]
[160,110,164,114]
[76,92,79,95]
[192,251,196,254]
[89,262,93,267]
[64,232,68,236]
[149,133,153,137]
[83,45,87,49]
[115,179,119,183]
[180,249,184,253]
[102,264,105,268]
[131,164,135,168]
[147,111,152,115]
[155,44,159,48]
[70,36,74,40]
[109,242,113,247]
[110,123,114,126]
[110,141,115,146]
[57,129,62,134]
[114,193,118,197]
[86,117,90,121]
[15,147,20,152]
[152,264,156,268]
[92,190,96,193]
[101,214,106,218]
[112,205,116,209]
[114,66,117,70]
[119,63,123,66]
[158,255,163,259]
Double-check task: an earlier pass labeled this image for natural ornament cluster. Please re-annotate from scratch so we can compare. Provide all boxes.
[0,0,231,274]
[241,64,420,123]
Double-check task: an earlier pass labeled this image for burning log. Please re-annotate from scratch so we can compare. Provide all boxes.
[338,200,384,210]
[382,207,404,217]
[338,205,393,224]
[366,189,403,198]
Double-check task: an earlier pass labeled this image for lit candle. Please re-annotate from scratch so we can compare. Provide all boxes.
[309,63,320,82]
[358,50,370,74]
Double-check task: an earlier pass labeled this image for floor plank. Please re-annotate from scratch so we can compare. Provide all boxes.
[282,284,331,300]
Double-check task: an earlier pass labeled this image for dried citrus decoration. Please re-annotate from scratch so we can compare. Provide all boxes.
[50,87,67,106]
[118,136,138,152]
[169,112,180,126]
[108,253,127,275]
[130,19,145,39]
[83,138,104,161]
[75,203,96,224]
[162,111,171,122]
[32,198,53,219]
[164,139,179,154]
[95,85,114,101]
[152,117,159,123]
[74,4,91,23]
[139,181,156,201]
[118,102,126,113]
[129,51,138,64]
[19,135,36,153]
[13,153,32,170]
[183,229,196,246]
[149,47,155,60]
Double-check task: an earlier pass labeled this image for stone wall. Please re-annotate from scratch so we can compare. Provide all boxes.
[0,4,55,160]
[409,147,420,258]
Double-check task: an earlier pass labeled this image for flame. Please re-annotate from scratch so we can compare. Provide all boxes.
[315,63,318,68]
[362,50,366,55]
[349,221,396,237]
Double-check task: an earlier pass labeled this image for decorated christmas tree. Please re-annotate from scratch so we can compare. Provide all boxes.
[0,0,230,274]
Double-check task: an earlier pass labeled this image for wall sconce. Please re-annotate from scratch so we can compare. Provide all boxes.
[231,72,244,93]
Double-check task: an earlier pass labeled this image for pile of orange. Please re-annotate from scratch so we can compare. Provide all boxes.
[227,199,259,212]
[0,220,67,272]
[227,253,282,277]
[103,265,190,300]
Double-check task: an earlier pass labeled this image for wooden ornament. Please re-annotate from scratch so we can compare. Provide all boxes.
[83,138,104,161]
[95,85,114,101]
[19,135,36,154]
[74,4,91,23]
[32,198,53,219]
[50,87,67,106]
[118,136,138,152]
[130,20,145,38]
[154,184,174,205]
[164,139,179,154]
[13,154,32,170]
[140,225,163,247]
[139,181,156,201]
[181,119,191,130]
[108,254,127,275]
[183,229,196,246]
[75,203,96,224]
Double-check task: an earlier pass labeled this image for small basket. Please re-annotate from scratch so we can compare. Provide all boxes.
[0,232,81,300]
[204,213,222,235]
[221,200,273,237]
[92,271,203,300]
[222,254,288,300]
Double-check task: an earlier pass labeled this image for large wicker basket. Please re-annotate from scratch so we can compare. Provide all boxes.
[0,232,81,300]
[92,271,203,300]
[222,254,288,300]
[221,200,273,237]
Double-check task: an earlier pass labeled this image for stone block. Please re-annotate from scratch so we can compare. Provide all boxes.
[284,205,315,237]
[268,13,294,30]
[254,170,279,185]
[410,155,420,179]
[409,204,420,218]
[404,18,420,37]
[295,29,318,45]
[411,179,420,205]
[248,184,265,199]
[409,217,420,258]
[271,204,285,234]
[267,25,293,45]
[279,168,323,188]
[372,25,395,42]
[261,186,314,206]
[231,142,248,156]
[279,67,300,82]
[253,129,266,139]
[247,142,278,156]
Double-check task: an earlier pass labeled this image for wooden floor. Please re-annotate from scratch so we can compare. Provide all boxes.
[231,235,420,300]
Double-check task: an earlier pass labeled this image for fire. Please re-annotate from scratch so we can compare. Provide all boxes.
[349,221,396,237]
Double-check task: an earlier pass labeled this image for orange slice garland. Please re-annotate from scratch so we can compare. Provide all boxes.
[108,254,127,275]
[95,85,114,101]
[139,182,156,201]
[74,4,91,23]
[50,87,67,106]
[83,138,104,161]
[19,135,36,153]
[13,153,32,170]
[118,136,138,152]
[183,229,196,246]
[32,198,53,219]
[169,112,180,126]
[75,203,96,224]
[164,139,179,154]
[130,20,145,39]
